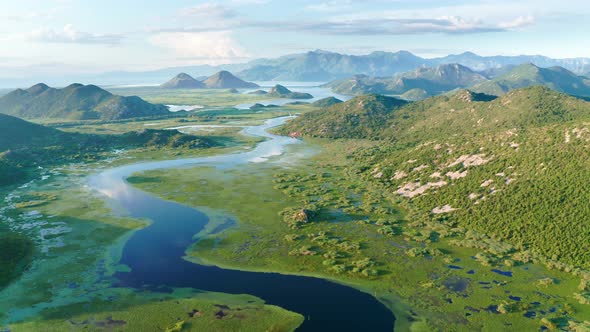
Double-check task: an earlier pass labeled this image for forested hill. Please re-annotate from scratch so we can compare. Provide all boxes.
[0,83,170,120]
[281,86,590,270]
[280,86,590,142]
[279,94,408,139]
[470,63,590,97]
[0,113,215,186]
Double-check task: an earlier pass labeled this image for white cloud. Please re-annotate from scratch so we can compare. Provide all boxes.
[178,3,235,20]
[27,24,123,44]
[149,31,249,64]
[498,15,535,29]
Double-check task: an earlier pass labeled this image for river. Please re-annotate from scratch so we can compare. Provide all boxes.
[88,116,395,331]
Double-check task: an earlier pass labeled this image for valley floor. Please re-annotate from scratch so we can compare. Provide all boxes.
[2,106,590,331]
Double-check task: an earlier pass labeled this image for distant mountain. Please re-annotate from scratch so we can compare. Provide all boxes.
[202,71,259,89]
[2,50,590,88]
[238,50,590,82]
[238,50,428,81]
[470,63,590,97]
[267,84,313,99]
[311,97,342,107]
[325,64,487,99]
[435,52,590,74]
[161,73,205,89]
[0,83,169,120]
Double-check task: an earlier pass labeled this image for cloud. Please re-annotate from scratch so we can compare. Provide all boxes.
[497,15,535,29]
[242,15,534,35]
[151,1,535,37]
[149,31,249,64]
[27,24,123,44]
[177,3,236,20]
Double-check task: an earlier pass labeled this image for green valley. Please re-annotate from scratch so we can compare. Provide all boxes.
[4,5,590,330]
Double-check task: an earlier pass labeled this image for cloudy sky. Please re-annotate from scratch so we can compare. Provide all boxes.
[1,0,588,76]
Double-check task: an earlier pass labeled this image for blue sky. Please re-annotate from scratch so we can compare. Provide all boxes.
[1,0,589,76]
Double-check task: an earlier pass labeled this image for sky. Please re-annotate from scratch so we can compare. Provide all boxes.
[1,0,589,77]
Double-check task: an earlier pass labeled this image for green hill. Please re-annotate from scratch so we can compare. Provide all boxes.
[202,71,259,89]
[161,73,205,89]
[0,83,170,120]
[282,86,588,141]
[279,94,407,138]
[310,97,342,107]
[267,84,313,99]
[324,64,487,99]
[470,63,590,97]
[0,113,65,151]
[0,113,215,186]
[281,86,590,271]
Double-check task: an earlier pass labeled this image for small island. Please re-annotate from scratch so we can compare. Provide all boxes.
[267,84,313,99]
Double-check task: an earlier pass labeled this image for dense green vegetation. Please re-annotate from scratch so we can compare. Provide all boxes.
[0,231,33,289]
[278,94,408,139]
[0,83,169,120]
[310,96,342,107]
[280,85,590,279]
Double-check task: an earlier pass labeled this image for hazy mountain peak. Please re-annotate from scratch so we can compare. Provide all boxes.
[25,83,51,96]
[161,73,204,89]
[202,71,259,89]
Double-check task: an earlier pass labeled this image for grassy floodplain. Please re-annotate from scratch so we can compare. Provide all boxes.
[106,86,267,108]
[0,110,309,332]
[129,137,590,331]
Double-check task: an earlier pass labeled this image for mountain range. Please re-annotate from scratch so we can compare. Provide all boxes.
[470,63,590,97]
[235,50,590,82]
[324,64,488,100]
[3,50,590,88]
[0,83,169,120]
[324,63,590,100]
